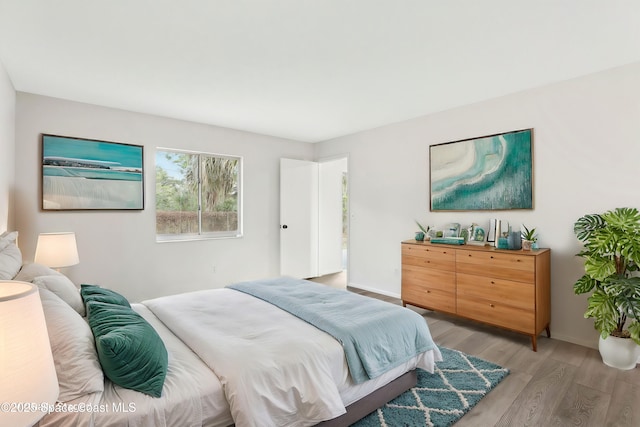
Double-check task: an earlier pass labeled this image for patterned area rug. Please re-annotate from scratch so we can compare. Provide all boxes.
[351,347,509,427]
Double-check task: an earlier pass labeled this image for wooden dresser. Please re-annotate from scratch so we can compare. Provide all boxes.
[401,240,550,351]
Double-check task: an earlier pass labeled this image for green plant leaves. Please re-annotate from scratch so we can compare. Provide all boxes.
[574,213,605,242]
[415,221,429,234]
[574,207,640,337]
[521,224,537,241]
[585,289,620,338]
[601,207,640,232]
[573,275,597,294]
[584,257,617,282]
[606,277,640,319]
[619,234,640,268]
[628,321,640,345]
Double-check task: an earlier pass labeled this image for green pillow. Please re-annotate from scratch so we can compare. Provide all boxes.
[81,284,131,307]
[86,301,168,397]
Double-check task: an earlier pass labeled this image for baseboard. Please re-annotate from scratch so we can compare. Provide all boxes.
[545,332,598,350]
[347,282,401,299]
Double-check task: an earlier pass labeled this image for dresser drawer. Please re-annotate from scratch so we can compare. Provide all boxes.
[402,244,455,271]
[402,285,456,314]
[457,295,535,333]
[402,264,455,293]
[457,272,534,311]
[456,249,535,282]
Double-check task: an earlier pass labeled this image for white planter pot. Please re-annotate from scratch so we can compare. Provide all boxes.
[598,335,640,370]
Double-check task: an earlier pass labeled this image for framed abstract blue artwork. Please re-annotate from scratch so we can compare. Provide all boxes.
[41,134,144,210]
[429,129,533,211]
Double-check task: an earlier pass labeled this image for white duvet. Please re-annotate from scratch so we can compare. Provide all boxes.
[143,288,439,427]
[144,289,346,427]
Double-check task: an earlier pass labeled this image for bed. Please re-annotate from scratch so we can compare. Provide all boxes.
[0,232,441,427]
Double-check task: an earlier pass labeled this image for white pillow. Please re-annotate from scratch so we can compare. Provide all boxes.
[39,288,104,402]
[0,242,22,280]
[33,275,85,317]
[0,230,18,251]
[14,262,63,282]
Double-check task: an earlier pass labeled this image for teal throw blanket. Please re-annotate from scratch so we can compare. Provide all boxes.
[227,277,438,384]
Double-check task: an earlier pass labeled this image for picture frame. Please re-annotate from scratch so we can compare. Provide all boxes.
[41,134,144,210]
[429,128,533,211]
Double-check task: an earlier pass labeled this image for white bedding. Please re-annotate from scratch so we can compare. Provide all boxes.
[38,304,232,427]
[143,288,439,427]
[37,287,438,427]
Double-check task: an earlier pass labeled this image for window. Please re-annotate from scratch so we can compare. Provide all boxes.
[155,149,242,241]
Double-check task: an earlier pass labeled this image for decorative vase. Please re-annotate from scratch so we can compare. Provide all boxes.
[507,232,521,250]
[522,240,533,251]
[598,335,640,370]
[415,231,425,242]
[497,237,509,249]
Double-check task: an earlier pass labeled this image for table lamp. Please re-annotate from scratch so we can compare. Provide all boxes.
[34,232,79,269]
[0,281,59,426]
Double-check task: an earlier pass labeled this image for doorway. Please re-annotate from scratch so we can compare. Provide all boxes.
[316,156,348,288]
[280,156,349,288]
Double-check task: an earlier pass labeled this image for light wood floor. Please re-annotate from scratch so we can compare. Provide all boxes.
[311,276,640,427]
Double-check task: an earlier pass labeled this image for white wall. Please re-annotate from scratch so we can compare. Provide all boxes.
[0,60,15,232]
[14,93,314,302]
[315,62,640,349]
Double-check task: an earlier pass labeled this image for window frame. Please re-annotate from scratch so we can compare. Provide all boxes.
[155,148,243,242]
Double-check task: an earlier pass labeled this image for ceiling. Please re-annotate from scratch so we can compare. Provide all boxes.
[0,1,639,143]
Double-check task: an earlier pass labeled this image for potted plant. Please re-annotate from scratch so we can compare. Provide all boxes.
[521,225,538,250]
[573,207,640,369]
[415,221,430,242]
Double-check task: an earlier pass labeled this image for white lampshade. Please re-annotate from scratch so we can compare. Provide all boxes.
[0,281,59,426]
[34,232,79,268]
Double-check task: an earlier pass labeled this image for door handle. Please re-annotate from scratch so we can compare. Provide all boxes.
[281,225,288,229]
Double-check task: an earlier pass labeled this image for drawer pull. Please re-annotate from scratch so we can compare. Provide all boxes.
[426,290,431,293]
[490,281,495,285]
[489,303,495,308]
[490,256,494,259]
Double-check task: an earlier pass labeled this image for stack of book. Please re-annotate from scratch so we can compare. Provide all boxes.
[430,237,465,245]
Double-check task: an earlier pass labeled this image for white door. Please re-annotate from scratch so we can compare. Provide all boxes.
[280,159,319,278]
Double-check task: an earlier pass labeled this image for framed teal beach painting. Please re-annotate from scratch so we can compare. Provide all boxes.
[41,134,144,210]
[429,129,533,211]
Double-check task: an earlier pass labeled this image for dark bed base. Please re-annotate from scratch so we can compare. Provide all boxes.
[315,370,418,427]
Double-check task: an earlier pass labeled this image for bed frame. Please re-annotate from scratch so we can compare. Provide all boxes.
[316,370,418,427]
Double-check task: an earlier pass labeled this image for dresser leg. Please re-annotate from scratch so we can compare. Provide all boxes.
[531,336,537,352]
[545,325,551,338]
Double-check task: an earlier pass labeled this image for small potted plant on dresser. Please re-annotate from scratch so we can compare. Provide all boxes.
[573,207,640,370]
[521,225,538,250]
[415,221,430,242]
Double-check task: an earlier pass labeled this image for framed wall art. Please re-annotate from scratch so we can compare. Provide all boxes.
[429,128,533,211]
[41,134,144,210]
